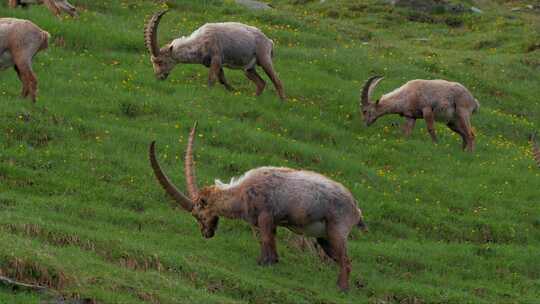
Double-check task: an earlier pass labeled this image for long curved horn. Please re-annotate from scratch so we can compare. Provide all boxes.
[185,122,199,201]
[149,141,193,211]
[360,75,384,107]
[144,10,168,57]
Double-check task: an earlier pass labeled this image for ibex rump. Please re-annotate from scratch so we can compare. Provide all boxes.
[149,123,367,291]
[0,18,50,102]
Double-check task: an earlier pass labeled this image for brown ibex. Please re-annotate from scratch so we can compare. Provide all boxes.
[0,18,50,102]
[149,123,367,291]
[360,76,480,151]
[8,0,78,17]
[144,11,286,100]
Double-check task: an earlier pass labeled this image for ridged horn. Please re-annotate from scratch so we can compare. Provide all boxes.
[144,10,168,57]
[149,141,193,212]
[360,75,384,107]
[185,122,199,201]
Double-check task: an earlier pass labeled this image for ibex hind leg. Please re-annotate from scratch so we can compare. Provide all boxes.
[244,68,266,96]
[326,223,352,292]
[457,109,475,152]
[256,45,285,100]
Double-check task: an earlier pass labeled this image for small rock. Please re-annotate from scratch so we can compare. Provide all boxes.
[470,6,483,14]
[511,7,521,12]
[235,0,272,10]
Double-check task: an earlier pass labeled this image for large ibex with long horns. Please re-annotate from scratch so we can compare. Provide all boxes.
[149,123,367,291]
[360,76,480,151]
[144,11,286,100]
[8,0,78,17]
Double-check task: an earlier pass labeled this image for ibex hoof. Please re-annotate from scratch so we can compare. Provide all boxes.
[257,256,278,266]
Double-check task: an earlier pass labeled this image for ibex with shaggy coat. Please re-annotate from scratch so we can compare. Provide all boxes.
[8,0,78,17]
[144,11,286,100]
[0,18,50,102]
[360,76,480,151]
[149,123,367,291]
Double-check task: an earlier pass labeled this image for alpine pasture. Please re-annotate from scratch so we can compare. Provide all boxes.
[0,0,539,303]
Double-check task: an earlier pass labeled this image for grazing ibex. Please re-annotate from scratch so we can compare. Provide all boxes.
[360,76,480,151]
[0,18,50,102]
[8,0,78,17]
[144,11,286,100]
[149,123,367,291]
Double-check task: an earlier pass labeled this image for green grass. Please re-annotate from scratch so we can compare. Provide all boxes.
[1,0,539,303]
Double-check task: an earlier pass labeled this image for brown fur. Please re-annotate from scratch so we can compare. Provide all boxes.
[360,76,480,152]
[149,123,368,291]
[0,18,50,102]
[144,11,286,100]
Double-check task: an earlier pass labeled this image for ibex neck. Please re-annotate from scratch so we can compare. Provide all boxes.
[376,99,403,117]
[214,189,246,220]
[171,41,204,64]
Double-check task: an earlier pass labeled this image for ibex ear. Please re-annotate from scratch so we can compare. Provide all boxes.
[168,45,173,54]
[375,99,380,105]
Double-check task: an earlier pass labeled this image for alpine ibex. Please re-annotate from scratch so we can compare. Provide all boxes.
[149,123,367,291]
[8,0,78,17]
[360,76,480,151]
[144,11,286,100]
[0,18,50,102]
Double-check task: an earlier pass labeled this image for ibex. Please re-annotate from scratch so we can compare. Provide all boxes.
[149,123,367,291]
[0,18,50,102]
[8,0,78,17]
[360,76,480,151]
[144,11,286,100]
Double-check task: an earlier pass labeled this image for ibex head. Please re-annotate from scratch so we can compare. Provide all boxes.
[149,122,220,238]
[144,10,176,80]
[55,0,77,16]
[359,76,384,126]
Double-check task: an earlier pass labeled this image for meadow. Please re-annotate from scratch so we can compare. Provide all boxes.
[0,0,539,303]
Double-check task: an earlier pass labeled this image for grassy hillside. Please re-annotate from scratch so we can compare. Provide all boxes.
[0,0,539,303]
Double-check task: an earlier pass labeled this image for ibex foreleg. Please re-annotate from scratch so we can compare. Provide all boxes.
[422,107,438,143]
[218,68,234,91]
[402,117,416,137]
[257,212,279,266]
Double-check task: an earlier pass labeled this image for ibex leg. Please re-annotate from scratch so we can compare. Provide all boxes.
[244,68,266,96]
[447,121,467,150]
[256,212,278,266]
[218,68,234,91]
[256,47,285,100]
[422,107,438,143]
[207,57,221,88]
[327,223,352,292]
[402,117,416,137]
